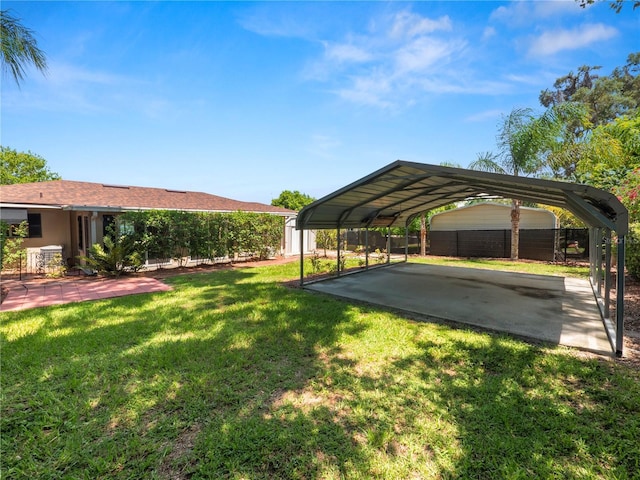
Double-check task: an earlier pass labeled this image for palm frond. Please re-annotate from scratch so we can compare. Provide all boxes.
[1,9,48,86]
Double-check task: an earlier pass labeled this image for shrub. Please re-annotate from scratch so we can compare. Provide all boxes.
[0,221,28,272]
[45,253,67,278]
[82,235,144,277]
[316,230,336,257]
[626,223,640,279]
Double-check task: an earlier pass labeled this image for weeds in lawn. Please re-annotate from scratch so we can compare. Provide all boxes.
[1,261,638,479]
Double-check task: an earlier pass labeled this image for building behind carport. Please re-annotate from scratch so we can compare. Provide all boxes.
[429,202,558,260]
[296,161,628,356]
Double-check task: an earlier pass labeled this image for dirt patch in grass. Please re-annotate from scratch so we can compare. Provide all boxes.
[157,424,201,480]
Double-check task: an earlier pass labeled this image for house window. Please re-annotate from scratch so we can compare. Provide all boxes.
[103,215,134,240]
[103,215,116,238]
[0,213,41,238]
[27,213,42,238]
[78,216,84,250]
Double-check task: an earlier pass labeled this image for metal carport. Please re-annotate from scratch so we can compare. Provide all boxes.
[296,161,629,356]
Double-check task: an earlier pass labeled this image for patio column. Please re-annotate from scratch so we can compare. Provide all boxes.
[90,211,98,248]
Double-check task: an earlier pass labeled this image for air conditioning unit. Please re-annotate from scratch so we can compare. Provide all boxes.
[26,245,64,273]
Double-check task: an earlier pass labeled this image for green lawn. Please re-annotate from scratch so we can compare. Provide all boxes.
[2,261,639,479]
[410,255,591,278]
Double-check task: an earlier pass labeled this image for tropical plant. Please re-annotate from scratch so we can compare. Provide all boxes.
[0,9,47,86]
[470,107,570,259]
[82,235,144,277]
[576,114,640,203]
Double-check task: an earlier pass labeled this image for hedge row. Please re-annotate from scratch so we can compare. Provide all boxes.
[116,210,284,264]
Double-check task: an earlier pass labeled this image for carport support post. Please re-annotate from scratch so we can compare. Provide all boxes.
[336,227,341,275]
[404,226,409,261]
[616,235,625,357]
[589,227,597,283]
[299,227,304,286]
[604,229,611,319]
[386,227,391,264]
[365,228,369,269]
[597,228,604,296]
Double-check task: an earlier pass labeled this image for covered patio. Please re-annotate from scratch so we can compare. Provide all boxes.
[296,161,629,356]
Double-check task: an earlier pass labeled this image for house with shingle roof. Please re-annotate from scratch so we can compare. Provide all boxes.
[0,180,314,268]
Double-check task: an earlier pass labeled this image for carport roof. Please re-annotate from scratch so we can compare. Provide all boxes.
[297,161,628,234]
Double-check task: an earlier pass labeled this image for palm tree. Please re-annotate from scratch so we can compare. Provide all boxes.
[1,9,47,86]
[470,108,560,260]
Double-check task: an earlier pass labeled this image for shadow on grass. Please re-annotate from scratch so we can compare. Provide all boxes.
[1,268,370,478]
[2,266,639,478]
[390,333,640,478]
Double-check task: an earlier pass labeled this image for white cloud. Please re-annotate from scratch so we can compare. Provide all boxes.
[482,27,497,41]
[490,1,582,26]
[323,42,373,63]
[2,60,174,119]
[45,62,129,87]
[529,23,618,56]
[394,37,463,73]
[389,10,452,39]
[238,9,314,38]
[247,5,539,109]
[465,109,504,123]
[333,71,394,108]
[300,9,469,108]
[307,133,343,159]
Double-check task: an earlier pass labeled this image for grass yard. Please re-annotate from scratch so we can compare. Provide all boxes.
[410,255,592,279]
[2,261,639,479]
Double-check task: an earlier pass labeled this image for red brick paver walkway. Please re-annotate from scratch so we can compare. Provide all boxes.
[1,276,172,312]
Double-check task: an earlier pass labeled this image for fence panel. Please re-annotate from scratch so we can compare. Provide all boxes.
[428,228,588,262]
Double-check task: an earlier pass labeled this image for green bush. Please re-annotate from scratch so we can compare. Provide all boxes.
[118,210,284,263]
[82,235,144,277]
[0,220,28,272]
[626,222,640,279]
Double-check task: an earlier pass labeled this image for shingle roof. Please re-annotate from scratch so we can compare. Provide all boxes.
[0,180,294,215]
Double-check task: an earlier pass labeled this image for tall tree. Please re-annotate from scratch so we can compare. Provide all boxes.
[540,54,640,128]
[470,108,564,259]
[0,9,47,86]
[0,146,60,184]
[577,0,640,13]
[271,190,315,211]
[576,113,640,212]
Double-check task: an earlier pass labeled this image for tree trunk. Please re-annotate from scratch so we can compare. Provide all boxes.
[420,213,427,256]
[510,199,520,260]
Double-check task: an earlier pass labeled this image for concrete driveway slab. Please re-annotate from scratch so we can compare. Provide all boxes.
[306,263,612,355]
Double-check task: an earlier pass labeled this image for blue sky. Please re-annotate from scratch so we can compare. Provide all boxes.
[2,1,638,204]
